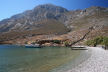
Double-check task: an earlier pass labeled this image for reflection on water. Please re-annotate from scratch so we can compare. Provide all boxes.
[0,45,80,72]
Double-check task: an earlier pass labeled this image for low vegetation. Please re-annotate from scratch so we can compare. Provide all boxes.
[85,36,108,47]
[63,41,71,47]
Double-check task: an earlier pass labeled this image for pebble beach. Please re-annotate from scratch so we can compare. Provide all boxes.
[67,47,108,72]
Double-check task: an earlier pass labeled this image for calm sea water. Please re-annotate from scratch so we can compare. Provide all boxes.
[0,45,80,72]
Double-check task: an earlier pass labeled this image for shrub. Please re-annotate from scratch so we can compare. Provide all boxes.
[53,40,61,44]
[25,41,28,44]
[64,41,70,47]
[102,37,108,46]
[85,36,108,46]
[85,40,93,46]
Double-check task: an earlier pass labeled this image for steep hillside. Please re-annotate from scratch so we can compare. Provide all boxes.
[66,6,108,30]
[0,19,69,42]
[0,4,68,32]
[0,4,108,44]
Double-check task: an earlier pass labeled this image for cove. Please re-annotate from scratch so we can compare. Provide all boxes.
[0,45,82,72]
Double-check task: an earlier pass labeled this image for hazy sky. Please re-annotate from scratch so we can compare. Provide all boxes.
[0,0,108,21]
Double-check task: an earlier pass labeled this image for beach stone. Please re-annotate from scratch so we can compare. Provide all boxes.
[67,47,108,72]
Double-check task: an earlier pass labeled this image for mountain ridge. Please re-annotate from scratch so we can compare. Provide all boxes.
[0,4,69,32]
[0,4,108,44]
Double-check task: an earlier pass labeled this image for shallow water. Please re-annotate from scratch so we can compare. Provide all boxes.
[50,47,91,72]
[0,45,81,72]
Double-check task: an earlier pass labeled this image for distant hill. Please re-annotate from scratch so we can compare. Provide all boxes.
[0,4,108,43]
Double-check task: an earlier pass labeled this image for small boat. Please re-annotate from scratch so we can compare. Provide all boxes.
[25,44,41,48]
[71,46,87,50]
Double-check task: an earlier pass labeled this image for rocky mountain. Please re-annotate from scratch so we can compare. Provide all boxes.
[0,4,108,43]
[0,4,68,32]
[66,6,108,29]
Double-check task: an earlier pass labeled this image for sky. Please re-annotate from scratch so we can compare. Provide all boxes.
[0,0,108,21]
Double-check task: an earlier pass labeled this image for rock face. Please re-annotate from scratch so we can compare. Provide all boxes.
[0,4,68,32]
[0,4,108,33]
[0,4,108,43]
[66,6,108,30]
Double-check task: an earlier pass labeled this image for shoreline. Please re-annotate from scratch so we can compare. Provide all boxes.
[49,47,92,72]
[0,45,81,72]
[51,47,108,72]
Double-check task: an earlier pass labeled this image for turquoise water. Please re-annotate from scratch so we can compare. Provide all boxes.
[0,45,80,72]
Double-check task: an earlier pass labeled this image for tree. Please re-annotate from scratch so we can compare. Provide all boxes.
[64,41,71,47]
[102,37,108,49]
[85,36,108,48]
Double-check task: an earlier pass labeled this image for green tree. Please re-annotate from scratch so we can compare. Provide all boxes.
[102,37,108,45]
[85,36,108,47]
[64,41,70,47]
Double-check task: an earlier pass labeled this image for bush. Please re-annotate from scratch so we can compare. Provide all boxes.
[85,36,108,46]
[53,40,61,44]
[102,37,108,46]
[25,41,28,44]
[85,40,93,46]
[64,41,70,47]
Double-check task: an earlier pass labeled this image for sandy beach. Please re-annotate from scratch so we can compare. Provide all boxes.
[66,47,108,72]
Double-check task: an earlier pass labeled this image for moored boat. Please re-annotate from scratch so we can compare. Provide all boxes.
[25,44,41,48]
